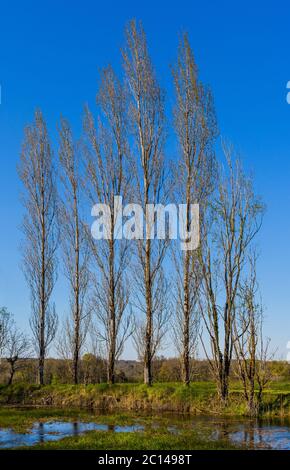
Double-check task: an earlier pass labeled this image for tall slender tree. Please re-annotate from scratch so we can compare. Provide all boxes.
[172,34,218,385]
[199,144,264,403]
[233,252,273,415]
[58,118,90,384]
[84,66,132,384]
[122,20,168,385]
[19,110,58,385]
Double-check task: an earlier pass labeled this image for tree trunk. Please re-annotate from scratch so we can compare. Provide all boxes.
[182,250,190,386]
[8,364,15,385]
[107,223,116,385]
[144,238,152,386]
[107,344,115,385]
[39,173,46,386]
[218,365,229,405]
[73,190,80,385]
[39,353,44,385]
[182,186,191,386]
[107,307,116,384]
[73,339,79,385]
[39,294,45,385]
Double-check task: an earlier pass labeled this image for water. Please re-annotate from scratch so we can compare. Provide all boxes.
[0,412,290,449]
[190,416,290,450]
[0,421,143,449]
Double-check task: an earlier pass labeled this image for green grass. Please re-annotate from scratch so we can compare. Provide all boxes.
[1,381,290,417]
[21,429,242,450]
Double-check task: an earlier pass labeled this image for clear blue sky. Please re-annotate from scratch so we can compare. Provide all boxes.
[0,0,290,359]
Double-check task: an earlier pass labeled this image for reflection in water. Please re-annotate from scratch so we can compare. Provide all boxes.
[72,422,78,437]
[210,418,290,449]
[38,422,45,444]
[0,414,290,449]
[242,421,255,448]
[0,421,144,449]
[191,416,290,450]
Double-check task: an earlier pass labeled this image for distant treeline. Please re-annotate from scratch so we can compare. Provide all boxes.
[0,357,289,386]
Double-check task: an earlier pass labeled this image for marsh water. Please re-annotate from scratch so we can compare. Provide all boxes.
[0,409,290,449]
[0,420,143,448]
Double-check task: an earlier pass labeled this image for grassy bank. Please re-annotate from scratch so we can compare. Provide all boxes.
[0,382,290,417]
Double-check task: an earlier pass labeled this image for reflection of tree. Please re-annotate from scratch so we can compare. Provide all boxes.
[37,422,45,444]
[238,420,256,448]
[72,422,79,437]
[257,422,264,447]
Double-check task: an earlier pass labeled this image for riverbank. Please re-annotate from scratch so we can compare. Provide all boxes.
[1,382,290,417]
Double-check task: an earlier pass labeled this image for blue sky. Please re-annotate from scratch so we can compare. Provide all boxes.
[0,0,290,359]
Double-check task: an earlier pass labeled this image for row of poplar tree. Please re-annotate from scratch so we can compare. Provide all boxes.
[16,20,269,413]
